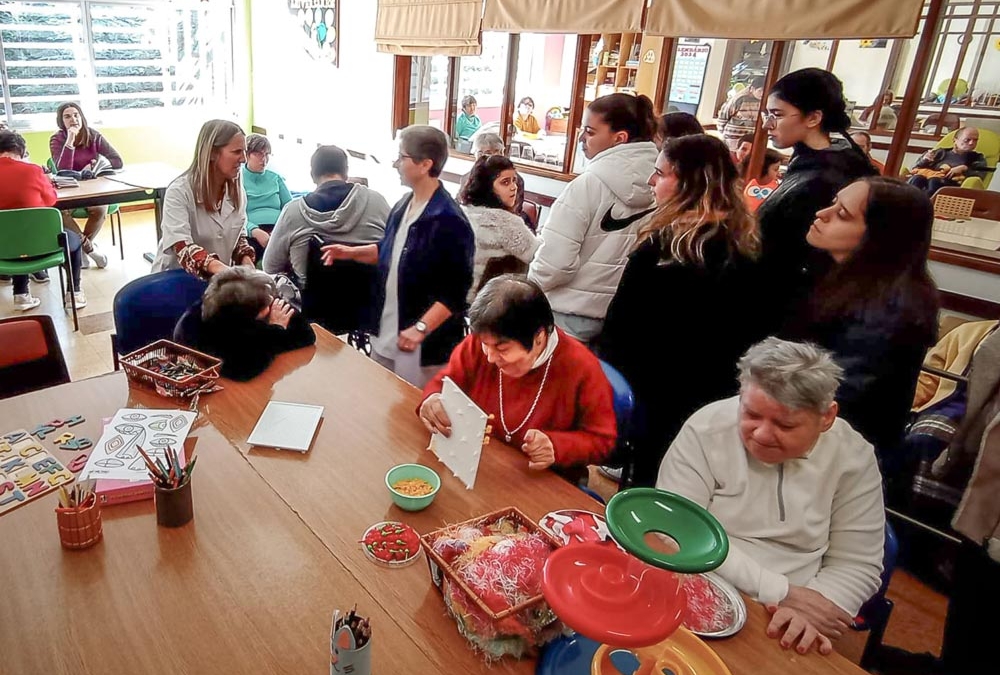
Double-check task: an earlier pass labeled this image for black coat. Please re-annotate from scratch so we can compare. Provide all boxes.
[372,184,474,367]
[757,137,877,317]
[599,232,768,486]
[173,301,316,382]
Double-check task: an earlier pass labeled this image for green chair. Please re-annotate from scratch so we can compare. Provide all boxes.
[903,129,1000,189]
[46,158,124,260]
[0,207,79,331]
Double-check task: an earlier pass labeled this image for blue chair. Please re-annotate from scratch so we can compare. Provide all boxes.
[599,360,636,488]
[112,270,208,367]
[853,521,900,669]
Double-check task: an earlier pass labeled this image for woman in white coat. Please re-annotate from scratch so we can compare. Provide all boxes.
[527,93,658,345]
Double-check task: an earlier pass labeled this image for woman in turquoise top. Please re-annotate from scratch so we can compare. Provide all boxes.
[242,133,292,260]
[455,95,481,141]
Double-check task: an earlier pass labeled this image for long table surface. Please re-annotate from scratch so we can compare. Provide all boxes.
[0,327,868,675]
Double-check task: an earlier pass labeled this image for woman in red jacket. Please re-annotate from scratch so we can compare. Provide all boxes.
[418,274,616,479]
[0,130,86,310]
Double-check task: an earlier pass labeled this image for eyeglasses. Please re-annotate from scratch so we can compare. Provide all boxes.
[396,153,413,163]
[760,111,802,125]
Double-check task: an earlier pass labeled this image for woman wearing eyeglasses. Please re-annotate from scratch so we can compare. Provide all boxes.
[756,69,876,326]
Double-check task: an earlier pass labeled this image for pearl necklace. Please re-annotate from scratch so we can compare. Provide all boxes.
[498,356,553,443]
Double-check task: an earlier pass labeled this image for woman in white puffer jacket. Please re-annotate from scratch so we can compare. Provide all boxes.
[459,155,539,303]
[528,93,659,345]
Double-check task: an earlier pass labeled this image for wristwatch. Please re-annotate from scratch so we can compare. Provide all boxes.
[415,320,428,334]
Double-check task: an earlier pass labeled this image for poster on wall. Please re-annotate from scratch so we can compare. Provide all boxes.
[668,42,711,115]
[288,0,339,66]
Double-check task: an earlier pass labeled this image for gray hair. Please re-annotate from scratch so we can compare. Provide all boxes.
[201,266,274,321]
[245,132,271,155]
[737,337,843,412]
[399,125,449,177]
[473,132,504,153]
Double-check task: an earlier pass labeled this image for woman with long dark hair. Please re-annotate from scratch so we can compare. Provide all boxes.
[786,177,939,470]
[528,92,658,345]
[458,155,538,301]
[600,134,765,486]
[756,68,877,325]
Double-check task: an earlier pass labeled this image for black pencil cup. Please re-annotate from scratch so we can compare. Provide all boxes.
[154,480,194,527]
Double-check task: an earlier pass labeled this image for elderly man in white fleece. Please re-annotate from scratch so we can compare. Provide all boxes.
[657,337,884,656]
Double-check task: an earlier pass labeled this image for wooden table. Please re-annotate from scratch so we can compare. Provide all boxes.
[0,328,868,675]
[106,162,182,236]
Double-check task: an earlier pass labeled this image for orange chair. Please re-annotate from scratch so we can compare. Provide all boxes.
[0,315,70,399]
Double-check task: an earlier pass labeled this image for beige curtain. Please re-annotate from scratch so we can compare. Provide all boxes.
[482,0,645,34]
[644,0,924,39]
[375,0,482,56]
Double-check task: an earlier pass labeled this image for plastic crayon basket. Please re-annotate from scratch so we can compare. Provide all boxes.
[120,339,222,397]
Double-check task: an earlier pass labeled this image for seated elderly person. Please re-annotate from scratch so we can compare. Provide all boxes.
[418,274,616,475]
[906,126,987,196]
[173,266,315,381]
[657,337,884,655]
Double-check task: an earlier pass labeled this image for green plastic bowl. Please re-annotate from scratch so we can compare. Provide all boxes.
[385,464,441,512]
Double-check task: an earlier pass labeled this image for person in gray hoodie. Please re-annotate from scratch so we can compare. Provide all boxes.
[262,145,389,286]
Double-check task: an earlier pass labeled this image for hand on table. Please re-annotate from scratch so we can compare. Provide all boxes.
[765,605,834,655]
[419,393,452,437]
[780,585,853,639]
[522,429,554,470]
[266,298,295,329]
[397,326,425,353]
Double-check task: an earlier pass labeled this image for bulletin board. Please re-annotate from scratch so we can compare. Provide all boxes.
[668,43,712,115]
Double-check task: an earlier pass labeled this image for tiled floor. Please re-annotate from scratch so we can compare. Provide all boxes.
[0,208,160,380]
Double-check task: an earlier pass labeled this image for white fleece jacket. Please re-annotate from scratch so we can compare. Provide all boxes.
[657,396,885,615]
[527,141,657,319]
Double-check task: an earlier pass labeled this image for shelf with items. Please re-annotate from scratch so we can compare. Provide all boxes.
[585,32,644,103]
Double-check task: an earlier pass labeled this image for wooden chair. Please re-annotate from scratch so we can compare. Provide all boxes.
[934,186,1000,220]
[0,315,70,399]
[522,199,540,232]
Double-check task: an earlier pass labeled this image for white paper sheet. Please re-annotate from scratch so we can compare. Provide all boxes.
[429,377,487,489]
[79,408,196,482]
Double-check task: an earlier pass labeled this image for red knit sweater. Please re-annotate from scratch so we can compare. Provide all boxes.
[0,157,57,209]
[422,328,617,467]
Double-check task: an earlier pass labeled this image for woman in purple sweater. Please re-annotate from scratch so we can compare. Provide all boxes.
[49,102,124,267]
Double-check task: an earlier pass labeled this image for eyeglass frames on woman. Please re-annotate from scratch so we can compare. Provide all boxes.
[760,111,802,126]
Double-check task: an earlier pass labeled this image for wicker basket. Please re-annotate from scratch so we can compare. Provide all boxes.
[420,506,564,655]
[120,339,221,397]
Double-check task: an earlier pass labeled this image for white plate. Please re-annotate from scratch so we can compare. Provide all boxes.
[682,572,747,638]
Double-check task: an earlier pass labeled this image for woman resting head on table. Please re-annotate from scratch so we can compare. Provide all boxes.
[173,266,315,381]
[418,275,617,475]
[151,119,256,278]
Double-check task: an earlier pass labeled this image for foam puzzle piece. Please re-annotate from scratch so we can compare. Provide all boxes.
[65,415,86,427]
[0,429,75,517]
[60,438,93,451]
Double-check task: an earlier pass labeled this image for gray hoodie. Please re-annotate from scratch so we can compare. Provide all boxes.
[262,181,389,284]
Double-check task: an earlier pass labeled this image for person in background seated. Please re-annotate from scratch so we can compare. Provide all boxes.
[600,134,764,487]
[263,144,388,287]
[152,119,255,278]
[455,95,482,141]
[658,337,885,655]
[906,126,986,197]
[458,133,530,228]
[858,90,897,130]
[514,97,541,135]
[850,131,885,174]
[783,177,939,478]
[0,129,86,310]
[528,93,658,345]
[718,77,765,152]
[173,266,315,381]
[741,148,784,212]
[655,111,703,149]
[419,275,616,477]
[50,102,123,269]
[458,155,539,301]
[320,125,474,388]
[732,132,756,168]
[242,133,292,262]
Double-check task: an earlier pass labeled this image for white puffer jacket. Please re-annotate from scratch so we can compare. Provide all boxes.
[528,141,657,319]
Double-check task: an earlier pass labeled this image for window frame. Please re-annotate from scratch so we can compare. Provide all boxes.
[0,0,237,130]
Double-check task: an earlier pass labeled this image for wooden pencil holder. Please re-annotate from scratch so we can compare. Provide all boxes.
[154,480,194,527]
[55,496,102,550]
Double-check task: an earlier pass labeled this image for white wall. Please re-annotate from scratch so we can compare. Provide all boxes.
[249,0,397,194]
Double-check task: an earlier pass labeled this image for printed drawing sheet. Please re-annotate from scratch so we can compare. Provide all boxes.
[79,409,196,482]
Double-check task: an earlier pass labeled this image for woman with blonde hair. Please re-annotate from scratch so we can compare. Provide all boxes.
[599,134,767,486]
[152,119,255,278]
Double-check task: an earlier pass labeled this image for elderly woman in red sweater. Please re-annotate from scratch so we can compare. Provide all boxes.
[49,102,124,268]
[419,274,616,475]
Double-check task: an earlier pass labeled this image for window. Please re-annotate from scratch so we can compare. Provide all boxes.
[0,0,235,128]
[406,54,448,130]
[452,31,508,152]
